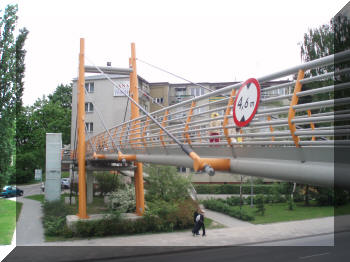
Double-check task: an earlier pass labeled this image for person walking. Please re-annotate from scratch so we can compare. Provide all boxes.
[192,210,200,236]
[198,210,206,237]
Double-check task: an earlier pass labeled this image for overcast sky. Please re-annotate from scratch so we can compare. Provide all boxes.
[1,0,348,105]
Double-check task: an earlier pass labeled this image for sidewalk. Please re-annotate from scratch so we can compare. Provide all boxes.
[39,216,335,246]
[15,197,44,245]
[204,209,252,228]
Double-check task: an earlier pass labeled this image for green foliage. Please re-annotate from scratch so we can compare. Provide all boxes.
[71,199,198,238]
[109,184,136,213]
[42,200,71,236]
[202,198,254,221]
[95,172,124,196]
[145,165,192,202]
[288,198,295,211]
[226,196,241,206]
[0,4,28,187]
[146,199,178,219]
[194,183,289,195]
[15,83,72,183]
[255,194,265,216]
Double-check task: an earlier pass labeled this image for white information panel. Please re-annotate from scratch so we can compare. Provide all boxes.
[34,169,42,181]
[113,80,130,96]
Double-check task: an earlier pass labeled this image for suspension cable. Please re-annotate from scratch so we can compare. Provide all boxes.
[85,57,194,157]
[137,58,231,96]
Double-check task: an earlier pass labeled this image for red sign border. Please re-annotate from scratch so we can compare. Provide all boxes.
[233,78,261,127]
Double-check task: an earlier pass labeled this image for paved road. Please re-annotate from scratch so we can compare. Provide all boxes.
[17,183,43,197]
[250,232,334,246]
[5,231,350,262]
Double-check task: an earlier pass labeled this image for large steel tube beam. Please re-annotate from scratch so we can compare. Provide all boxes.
[85,65,132,75]
[88,151,350,188]
[229,158,334,187]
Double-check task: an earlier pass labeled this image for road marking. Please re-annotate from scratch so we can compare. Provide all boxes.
[299,252,330,259]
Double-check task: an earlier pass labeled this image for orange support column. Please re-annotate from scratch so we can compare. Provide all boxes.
[288,69,305,148]
[129,43,145,216]
[77,38,88,219]
[267,115,275,141]
[223,89,236,146]
[307,110,316,141]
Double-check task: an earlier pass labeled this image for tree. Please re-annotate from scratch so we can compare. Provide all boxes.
[0,4,28,187]
[299,15,350,134]
[145,165,192,202]
[14,84,72,183]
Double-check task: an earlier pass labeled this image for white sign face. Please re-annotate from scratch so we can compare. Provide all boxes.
[113,80,130,96]
[35,169,42,181]
[233,78,261,127]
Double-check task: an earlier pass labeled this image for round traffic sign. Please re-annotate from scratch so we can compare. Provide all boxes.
[233,78,261,127]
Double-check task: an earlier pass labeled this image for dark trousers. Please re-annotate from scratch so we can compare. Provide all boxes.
[192,222,201,235]
[192,221,205,235]
[199,222,206,236]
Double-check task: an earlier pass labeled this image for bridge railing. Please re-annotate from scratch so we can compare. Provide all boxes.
[86,50,350,157]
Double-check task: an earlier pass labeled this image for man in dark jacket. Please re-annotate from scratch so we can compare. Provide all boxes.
[192,210,206,236]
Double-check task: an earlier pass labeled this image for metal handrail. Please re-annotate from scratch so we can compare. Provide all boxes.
[86,49,350,155]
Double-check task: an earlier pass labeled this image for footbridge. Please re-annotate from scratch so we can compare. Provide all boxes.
[72,39,350,218]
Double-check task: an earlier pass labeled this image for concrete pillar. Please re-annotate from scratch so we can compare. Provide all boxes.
[45,133,62,202]
[86,171,93,204]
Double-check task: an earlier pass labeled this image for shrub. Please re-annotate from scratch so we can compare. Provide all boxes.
[145,165,192,202]
[95,172,124,196]
[226,196,241,206]
[255,194,265,216]
[194,184,289,195]
[109,184,136,213]
[202,198,254,221]
[42,200,71,236]
[315,187,334,206]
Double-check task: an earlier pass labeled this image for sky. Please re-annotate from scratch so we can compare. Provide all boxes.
[1,0,349,106]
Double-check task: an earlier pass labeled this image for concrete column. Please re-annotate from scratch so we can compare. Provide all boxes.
[86,171,93,204]
[45,133,62,202]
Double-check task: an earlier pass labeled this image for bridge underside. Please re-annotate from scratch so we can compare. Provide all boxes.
[90,146,350,188]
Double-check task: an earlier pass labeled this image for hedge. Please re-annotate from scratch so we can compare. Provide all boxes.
[202,199,255,221]
[194,184,289,195]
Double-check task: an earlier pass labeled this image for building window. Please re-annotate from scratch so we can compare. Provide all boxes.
[85,122,93,133]
[85,82,94,93]
[190,87,204,97]
[85,102,94,113]
[175,87,186,97]
[153,97,164,104]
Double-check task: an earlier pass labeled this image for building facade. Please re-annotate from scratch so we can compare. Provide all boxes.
[70,74,150,149]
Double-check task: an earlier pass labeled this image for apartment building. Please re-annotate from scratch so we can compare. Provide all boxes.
[70,74,150,148]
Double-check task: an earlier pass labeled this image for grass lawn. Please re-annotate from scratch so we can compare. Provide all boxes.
[61,171,70,178]
[241,202,343,224]
[25,194,45,202]
[0,199,23,245]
